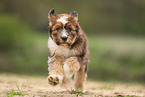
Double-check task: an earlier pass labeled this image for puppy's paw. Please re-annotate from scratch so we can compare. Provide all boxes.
[48,75,63,86]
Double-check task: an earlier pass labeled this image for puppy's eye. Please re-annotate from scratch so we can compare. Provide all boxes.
[67,28,72,32]
[56,28,60,31]
[53,33,57,35]
[52,32,57,36]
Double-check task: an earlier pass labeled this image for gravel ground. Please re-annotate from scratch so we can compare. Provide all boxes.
[0,73,144,97]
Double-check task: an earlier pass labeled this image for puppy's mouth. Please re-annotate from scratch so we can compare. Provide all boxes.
[56,42,70,47]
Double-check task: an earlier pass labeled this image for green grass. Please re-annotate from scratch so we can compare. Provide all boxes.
[5,85,26,97]
[67,89,84,96]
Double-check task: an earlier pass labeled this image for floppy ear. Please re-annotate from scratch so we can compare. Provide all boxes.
[48,8,56,25]
[70,11,78,21]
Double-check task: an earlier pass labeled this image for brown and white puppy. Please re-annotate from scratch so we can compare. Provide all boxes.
[47,8,89,90]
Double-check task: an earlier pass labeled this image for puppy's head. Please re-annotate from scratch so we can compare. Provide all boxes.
[48,8,79,48]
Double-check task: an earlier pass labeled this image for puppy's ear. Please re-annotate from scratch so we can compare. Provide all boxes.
[48,8,55,18]
[70,11,78,21]
[48,8,56,25]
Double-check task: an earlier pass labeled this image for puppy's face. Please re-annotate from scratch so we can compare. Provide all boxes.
[48,9,79,48]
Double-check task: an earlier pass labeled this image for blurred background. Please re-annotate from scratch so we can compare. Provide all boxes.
[0,0,145,82]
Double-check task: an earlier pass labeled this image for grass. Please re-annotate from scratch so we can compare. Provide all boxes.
[5,85,26,97]
[67,89,84,96]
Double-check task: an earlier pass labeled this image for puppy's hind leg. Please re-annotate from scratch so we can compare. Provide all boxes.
[74,64,87,90]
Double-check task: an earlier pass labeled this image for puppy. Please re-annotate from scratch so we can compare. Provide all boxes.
[47,8,89,90]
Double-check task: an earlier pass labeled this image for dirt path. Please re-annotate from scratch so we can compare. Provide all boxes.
[0,73,144,97]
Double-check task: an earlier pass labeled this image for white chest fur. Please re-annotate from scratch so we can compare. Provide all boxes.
[48,37,78,57]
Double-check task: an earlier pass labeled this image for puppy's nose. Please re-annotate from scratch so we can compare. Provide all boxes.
[61,36,68,41]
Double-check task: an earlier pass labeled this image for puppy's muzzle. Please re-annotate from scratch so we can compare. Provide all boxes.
[61,36,68,41]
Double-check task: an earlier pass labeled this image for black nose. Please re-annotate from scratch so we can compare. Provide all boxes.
[61,37,68,41]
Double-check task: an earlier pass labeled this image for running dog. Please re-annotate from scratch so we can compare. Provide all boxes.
[47,8,89,90]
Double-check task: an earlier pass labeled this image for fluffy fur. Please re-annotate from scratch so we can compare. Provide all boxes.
[47,8,89,90]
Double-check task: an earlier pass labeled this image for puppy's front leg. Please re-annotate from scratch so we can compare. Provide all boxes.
[63,57,80,78]
[48,55,64,86]
[62,57,80,89]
